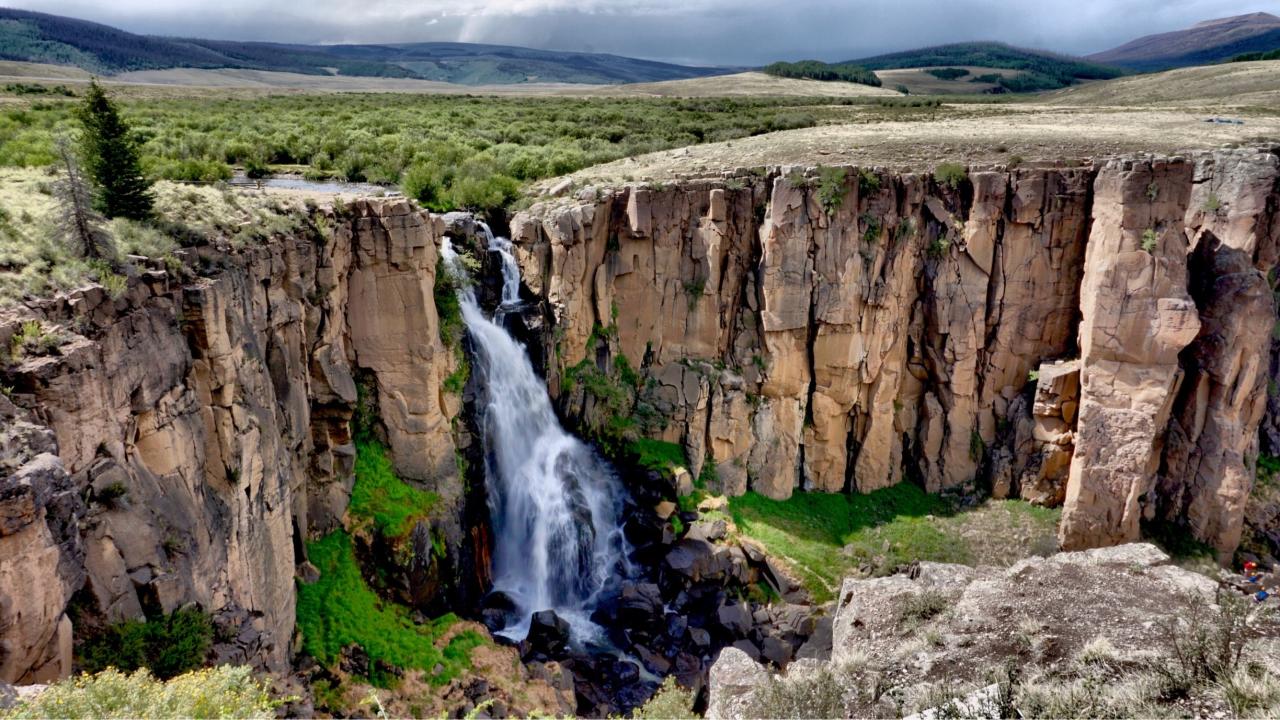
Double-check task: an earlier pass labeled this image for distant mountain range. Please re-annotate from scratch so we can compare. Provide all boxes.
[3,7,1278,89]
[852,42,1124,92]
[0,7,727,85]
[1089,12,1280,71]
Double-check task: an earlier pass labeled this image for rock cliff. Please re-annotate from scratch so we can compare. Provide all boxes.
[0,201,462,683]
[511,147,1280,559]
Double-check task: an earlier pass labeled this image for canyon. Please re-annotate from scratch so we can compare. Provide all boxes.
[1,146,1279,711]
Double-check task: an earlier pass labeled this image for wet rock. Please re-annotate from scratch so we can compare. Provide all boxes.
[479,591,519,633]
[635,644,671,674]
[611,659,641,685]
[689,626,712,648]
[617,582,664,625]
[525,610,571,659]
[665,612,688,641]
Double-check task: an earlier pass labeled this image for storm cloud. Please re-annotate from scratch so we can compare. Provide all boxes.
[7,0,1277,66]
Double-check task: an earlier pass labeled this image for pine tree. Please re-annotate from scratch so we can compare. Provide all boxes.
[52,137,115,262]
[77,80,153,221]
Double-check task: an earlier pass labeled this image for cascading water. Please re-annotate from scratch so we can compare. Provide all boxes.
[441,227,632,642]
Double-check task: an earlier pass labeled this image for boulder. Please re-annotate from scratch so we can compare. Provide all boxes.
[715,600,753,638]
[706,646,768,720]
[525,610,571,659]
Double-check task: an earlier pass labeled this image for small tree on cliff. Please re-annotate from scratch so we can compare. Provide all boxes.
[52,137,115,262]
[76,80,153,220]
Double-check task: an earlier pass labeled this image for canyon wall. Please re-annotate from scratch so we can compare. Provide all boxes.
[0,201,462,683]
[1,148,1276,686]
[511,147,1280,559]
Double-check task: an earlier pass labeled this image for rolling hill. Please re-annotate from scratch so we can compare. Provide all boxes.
[852,42,1124,92]
[0,7,726,84]
[1089,12,1280,71]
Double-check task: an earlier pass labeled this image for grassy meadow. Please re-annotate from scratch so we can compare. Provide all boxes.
[0,91,861,213]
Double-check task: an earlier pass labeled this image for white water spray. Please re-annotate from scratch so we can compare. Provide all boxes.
[440,227,631,641]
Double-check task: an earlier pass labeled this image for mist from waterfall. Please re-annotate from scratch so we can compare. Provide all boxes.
[440,228,632,642]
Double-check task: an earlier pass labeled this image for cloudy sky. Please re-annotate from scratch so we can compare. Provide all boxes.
[9,0,1279,66]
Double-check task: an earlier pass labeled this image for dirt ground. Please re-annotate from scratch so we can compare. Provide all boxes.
[548,104,1280,183]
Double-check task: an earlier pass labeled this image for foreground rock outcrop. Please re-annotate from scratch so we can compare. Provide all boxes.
[0,201,463,683]
[512,147,1280,559]
[706,543,1280,719]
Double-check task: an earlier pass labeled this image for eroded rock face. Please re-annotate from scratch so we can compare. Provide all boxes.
[513,147,1279,560]
[1157,149,1280,559]
[1058,157,1202,551]
[0,200,462,683]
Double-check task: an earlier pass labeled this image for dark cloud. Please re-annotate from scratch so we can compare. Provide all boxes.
[8,0,1277,66]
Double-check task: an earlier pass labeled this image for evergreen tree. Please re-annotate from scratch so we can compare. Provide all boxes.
[52,137,114,262]
[76,80,153,220]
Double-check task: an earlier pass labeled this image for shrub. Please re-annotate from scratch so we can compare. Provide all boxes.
[857,168,881,195]
[94,481,128,506]
[934,163,968,189]
[895,590,950,629]
[242,158,270,180]
[816,166,848,217]
[926,67,970,80]
[745,665,849,719]
[434,255,465,348]
[78,608,214,680]
[1141,228,1159,253]
[8,320,58,362]
[2,666,279,720]
[632,677,697,719]
[1159,589,1253,687]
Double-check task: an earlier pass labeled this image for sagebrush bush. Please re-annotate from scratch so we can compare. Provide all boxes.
[745,665,850,719]
[3,666,278,719]
[895,590,950,629]
[631,677,696,720]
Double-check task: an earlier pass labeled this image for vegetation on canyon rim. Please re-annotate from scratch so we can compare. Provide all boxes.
[0,90,846,215]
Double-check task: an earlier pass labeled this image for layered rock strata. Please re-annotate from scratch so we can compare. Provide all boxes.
[511,147,1280,558]
[0,201,462,683]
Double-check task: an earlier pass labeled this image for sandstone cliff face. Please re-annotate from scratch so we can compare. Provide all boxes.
[511,148,1280,559]
[0,201,461,683]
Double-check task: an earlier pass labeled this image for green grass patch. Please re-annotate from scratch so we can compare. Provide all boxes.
[296,531,484,686]
[629,438,687,477]
[729,484,984,602]
[349,441,439,540]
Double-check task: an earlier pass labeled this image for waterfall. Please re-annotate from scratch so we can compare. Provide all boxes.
[440,228,632,642]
